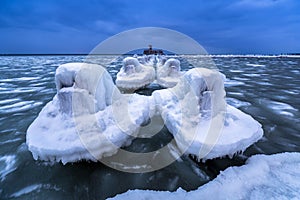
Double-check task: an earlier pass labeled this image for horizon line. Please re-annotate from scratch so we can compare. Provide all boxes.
[1,53,300,56]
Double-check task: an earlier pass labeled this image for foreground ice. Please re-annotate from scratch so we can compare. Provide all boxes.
[116,57,155,91]
[110,152,300,200]
[156,58,183,88]
[27,62,263,164]
[27,63,153,164]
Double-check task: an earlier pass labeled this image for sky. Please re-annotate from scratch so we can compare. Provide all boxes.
[0,0,299,54]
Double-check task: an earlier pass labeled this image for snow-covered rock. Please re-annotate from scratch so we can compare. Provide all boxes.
[27,62,263,165]
[116,57,155,91]
[26,63,153,164]
[109,152,300,200]
[156,58,183,88]
[153,68,263,160]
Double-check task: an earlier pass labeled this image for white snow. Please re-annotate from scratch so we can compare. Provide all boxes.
[27,63,153,164]
[109,152,300,200]
[157,58,183,88]
[116,57,155,91]
[153,68,263,160]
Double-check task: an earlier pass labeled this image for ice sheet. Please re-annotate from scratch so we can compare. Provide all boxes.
[110,152,300,200]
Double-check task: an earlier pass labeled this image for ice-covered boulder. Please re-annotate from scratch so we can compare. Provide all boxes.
[153,68,263,160]
[109,152,300,199]
[157,58,183,88]
[27,63,153,164]
[116,57,155,91]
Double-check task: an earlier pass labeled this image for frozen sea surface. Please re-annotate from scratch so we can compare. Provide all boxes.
[0,55,300,199]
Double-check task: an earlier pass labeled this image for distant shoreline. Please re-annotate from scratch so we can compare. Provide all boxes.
[1,53,300,57]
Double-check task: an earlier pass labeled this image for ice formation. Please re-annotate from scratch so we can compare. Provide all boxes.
[26,63,153,164]
[156,58,183,88]
[109,152,300,200]
[116,57,155,91]
[27,61,263,164]
[153,68,263,160]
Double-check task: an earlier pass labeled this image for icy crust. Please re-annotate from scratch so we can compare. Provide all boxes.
[153,68,263,160]
[157,58,183,88]
[26,63,153,164]
[109,152,300,200]
[116,57,155,91]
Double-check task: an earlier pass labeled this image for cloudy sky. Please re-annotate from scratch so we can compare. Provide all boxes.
[0,0,299,54]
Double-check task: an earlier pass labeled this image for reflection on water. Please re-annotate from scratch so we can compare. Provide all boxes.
[0,55,299,199]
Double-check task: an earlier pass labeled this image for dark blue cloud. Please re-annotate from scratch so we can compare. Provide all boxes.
[0,0,299,54]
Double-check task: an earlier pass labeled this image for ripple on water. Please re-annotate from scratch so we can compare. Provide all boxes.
[0,77,40,82]
[9,184,61,198]
[257,81,273,86]
[0,87,45,94]
[0,101,43,114]
[229,69,244,73]
[0,98,21,105]
[260,99,298,117]
[246,63,266,67]
[0,155,17,181]
[226,92,244,97]
[226,98,251,108]
[225,79,245,87]
[243,73,261,77]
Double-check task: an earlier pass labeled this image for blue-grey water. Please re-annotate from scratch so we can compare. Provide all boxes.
[0,55,299,199]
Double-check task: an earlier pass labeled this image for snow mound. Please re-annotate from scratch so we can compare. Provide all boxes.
[153,68,263,160]
[27,63,152,164]
[157,58,183,88]
[110,152,300,200]
[116,57,155,91]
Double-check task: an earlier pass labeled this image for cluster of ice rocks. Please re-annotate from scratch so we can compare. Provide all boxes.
[116,56,183,90]
[26,61,263,164]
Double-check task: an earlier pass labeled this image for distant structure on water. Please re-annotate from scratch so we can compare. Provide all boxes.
[143,45,164,55]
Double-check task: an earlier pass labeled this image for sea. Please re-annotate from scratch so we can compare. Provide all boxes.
[0,55,299,199]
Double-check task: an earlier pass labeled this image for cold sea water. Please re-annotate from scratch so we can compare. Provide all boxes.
[0,55,299,199]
